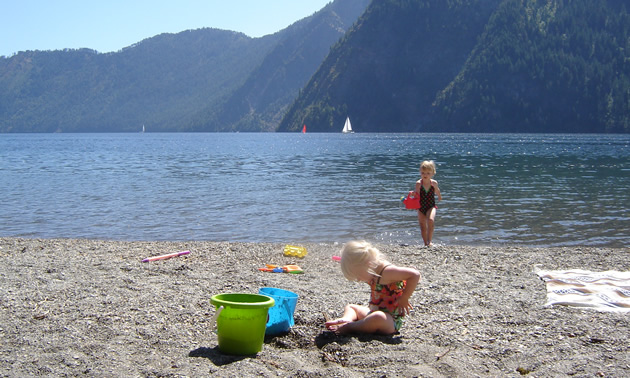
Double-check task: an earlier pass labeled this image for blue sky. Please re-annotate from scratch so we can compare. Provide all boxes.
[0,0,332,57]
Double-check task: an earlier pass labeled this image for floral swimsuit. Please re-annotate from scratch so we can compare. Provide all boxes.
[369,265,407,331]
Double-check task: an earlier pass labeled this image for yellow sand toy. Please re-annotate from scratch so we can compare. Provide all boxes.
[283,245,307,258]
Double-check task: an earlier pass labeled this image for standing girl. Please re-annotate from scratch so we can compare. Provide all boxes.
[325,240,420,335]
[415,160,442,247]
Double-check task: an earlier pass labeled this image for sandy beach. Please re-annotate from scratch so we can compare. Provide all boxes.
[0,237,628,377]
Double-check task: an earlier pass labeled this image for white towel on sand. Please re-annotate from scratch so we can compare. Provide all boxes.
[536,269,630,312]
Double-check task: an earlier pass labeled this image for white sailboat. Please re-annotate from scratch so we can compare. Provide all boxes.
[342,117,354,133]
[142,124,145,133]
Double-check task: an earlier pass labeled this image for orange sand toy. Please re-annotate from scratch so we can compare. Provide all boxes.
[283,245,307,258]
[258,264,303,274]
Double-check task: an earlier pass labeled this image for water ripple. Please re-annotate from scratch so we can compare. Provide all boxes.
[0,133,628,247]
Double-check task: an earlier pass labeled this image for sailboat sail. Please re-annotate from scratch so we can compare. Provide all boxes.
[302,124,306,133]
[342,117,353,133]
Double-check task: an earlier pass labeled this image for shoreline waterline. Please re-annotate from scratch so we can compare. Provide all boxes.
[2,233,625,249]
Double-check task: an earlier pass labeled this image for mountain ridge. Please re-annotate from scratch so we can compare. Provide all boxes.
[1,0,628,133]
[279,0,629,133]
[0,0,369,133]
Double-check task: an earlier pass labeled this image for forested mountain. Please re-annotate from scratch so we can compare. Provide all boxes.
[431,0,630,133]
[0,30,277,132]
[0,0,369,133]
[279,0,630,133]
[2,0,628,133]
[186,0,371,132]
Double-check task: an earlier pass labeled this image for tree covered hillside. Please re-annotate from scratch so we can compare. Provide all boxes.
[279,0,630,133]
[430,0,630,133]
[184,0,370,132]
[0,0,369,133]
[2,0,628,133]
[0,30,277,132]
[279,0,503,132]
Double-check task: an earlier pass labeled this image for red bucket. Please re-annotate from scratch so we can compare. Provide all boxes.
[403,191,420,209]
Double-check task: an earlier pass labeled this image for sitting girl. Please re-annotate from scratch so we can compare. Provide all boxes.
[325,240,421,335]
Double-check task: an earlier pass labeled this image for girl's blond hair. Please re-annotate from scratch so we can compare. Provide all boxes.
[340,240,389,281]
[420,160,436,174]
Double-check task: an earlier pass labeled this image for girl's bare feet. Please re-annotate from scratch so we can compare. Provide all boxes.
[325,318,351,332]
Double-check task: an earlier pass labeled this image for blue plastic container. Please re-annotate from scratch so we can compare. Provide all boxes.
[258,287,299,335]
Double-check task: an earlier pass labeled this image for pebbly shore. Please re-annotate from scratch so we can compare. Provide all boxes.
[0,237,628,377]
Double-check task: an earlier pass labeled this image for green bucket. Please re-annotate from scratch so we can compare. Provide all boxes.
[210,293,275,355]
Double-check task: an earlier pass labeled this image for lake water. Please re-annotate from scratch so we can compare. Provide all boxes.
[1,133,628,247]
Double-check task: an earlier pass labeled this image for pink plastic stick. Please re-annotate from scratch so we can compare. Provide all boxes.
[142,250,190,262]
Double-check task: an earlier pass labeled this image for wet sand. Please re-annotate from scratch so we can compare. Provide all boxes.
[0,237,628,377]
